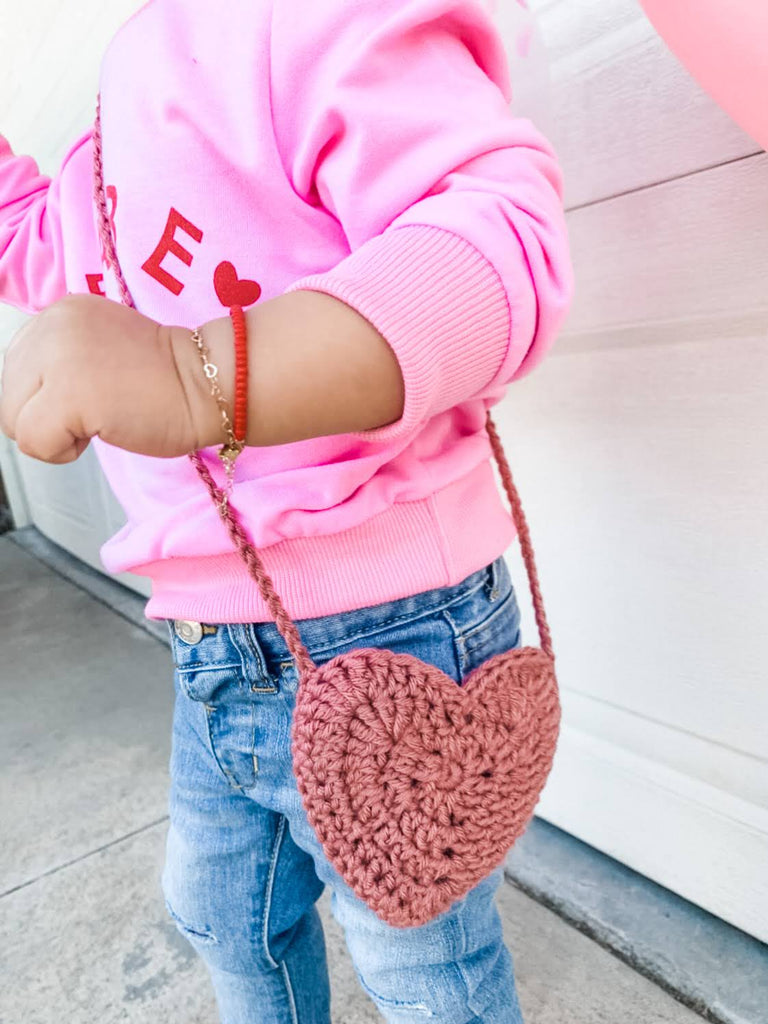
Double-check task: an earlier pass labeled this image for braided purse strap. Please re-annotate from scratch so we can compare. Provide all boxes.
[92,96,554,677]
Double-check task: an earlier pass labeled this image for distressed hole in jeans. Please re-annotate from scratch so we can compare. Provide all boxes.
[164,897,219,945]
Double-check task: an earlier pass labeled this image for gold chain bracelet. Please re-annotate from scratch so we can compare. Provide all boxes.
[189,326,244,502]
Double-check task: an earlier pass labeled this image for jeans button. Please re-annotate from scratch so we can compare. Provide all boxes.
[174,619,203,645]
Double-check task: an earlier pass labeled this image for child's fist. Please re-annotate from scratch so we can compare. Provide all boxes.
[0,294,202,463]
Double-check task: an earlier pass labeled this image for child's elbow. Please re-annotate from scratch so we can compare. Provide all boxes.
[488,205,575,392]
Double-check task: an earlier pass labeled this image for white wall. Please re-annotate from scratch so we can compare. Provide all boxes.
[2,0,767,941]
[506,0,768,942]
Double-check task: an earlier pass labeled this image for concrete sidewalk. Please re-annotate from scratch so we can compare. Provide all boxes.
[0,536,705,1024]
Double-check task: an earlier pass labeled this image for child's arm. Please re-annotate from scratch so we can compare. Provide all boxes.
[0,133,81,313]
[0,288,405,462]
[173,289,406,450]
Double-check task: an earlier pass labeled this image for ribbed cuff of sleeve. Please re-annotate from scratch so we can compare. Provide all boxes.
[284,224,511,442]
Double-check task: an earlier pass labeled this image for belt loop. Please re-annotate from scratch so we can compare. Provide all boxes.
[243,624,268,675]
[241,624,279,694]
[484,559,500,602]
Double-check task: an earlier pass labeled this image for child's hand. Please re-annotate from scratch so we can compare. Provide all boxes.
[0,294,203,463]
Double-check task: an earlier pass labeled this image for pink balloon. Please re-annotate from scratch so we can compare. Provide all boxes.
[638,0,768,150]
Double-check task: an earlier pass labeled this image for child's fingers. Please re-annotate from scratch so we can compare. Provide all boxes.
[12,387,88,464]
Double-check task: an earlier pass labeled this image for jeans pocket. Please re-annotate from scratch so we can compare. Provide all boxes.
[175,664,242,703]
[279,606,464,693]
[452,588,523,680]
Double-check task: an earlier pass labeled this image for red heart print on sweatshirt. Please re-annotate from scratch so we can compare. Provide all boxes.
[213,261,262,308]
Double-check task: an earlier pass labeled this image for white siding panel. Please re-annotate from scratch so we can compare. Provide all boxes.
[498,311,768,938]
[538,723,768,943]
[561,154,768,345]
[501,322,768,753]
[503,2,768,942]
[530,0,761,209]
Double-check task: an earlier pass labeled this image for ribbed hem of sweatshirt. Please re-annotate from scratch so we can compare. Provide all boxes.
[138,459,516,623]
[285,224,511,442]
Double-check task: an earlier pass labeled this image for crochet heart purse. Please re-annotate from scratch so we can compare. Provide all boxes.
[93,101,560,928]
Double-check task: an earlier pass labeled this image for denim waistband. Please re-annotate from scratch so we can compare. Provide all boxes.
[167,555,511,675]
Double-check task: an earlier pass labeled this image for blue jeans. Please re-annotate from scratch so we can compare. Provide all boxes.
[162,555,525,1024]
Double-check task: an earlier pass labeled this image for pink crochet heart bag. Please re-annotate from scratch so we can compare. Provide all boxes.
[93,101,560,929]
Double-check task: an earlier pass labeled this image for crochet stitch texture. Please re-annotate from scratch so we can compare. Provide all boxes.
[292,644,560,926]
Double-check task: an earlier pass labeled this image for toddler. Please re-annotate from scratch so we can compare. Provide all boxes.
[0,1,573,1021]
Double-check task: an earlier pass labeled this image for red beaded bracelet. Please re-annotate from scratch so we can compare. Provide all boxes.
[229,304,249,445]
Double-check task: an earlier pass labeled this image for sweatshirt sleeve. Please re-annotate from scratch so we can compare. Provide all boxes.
[0,134,76,314]
[271,0,574,442]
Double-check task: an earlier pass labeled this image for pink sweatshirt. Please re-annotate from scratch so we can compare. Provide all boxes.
[0,0,572,623]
